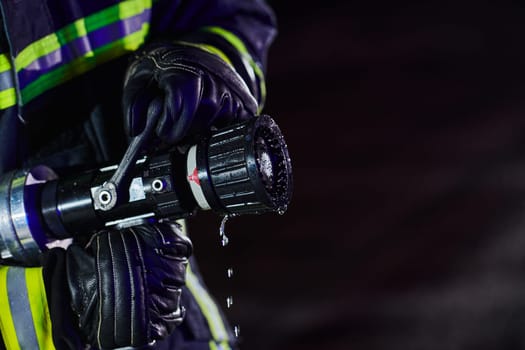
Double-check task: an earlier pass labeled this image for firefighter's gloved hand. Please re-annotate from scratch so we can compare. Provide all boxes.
[122,43,258,146]
[66,221,192,349]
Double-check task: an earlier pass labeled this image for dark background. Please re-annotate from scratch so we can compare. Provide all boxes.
[191,1,525,349]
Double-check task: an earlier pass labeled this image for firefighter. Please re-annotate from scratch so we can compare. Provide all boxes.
[0,0,276,349]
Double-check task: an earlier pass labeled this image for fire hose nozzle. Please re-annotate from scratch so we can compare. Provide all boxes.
[0,115,293,266]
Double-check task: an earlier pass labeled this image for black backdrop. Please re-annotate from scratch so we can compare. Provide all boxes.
[190,2,525,349]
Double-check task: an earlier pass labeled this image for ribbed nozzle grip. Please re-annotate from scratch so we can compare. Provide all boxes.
[196,115,293,216]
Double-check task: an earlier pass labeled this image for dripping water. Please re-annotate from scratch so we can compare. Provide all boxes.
[234,325,241,338]
[219,215,230,246]
[219,215,240,337]
[226,296,234,308]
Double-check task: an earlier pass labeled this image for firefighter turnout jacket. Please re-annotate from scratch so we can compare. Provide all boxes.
[0,0,276,349]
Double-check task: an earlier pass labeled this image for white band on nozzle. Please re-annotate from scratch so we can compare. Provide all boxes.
[186,145,211,210]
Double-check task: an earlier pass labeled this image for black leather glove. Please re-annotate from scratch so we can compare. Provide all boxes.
[65,221,192,349]
[122,43,258,146]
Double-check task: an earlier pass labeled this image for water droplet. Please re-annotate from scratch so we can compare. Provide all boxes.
[227,267,234,278]
[234,325,241,338]
[277,206,287,215]
[219,215,230,246]
[226,296,234,308]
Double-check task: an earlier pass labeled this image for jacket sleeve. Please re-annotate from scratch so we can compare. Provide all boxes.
[149,0,278,111]
[0,249,86,350]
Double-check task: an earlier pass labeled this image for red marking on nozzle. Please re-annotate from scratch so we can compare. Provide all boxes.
[188,167,200,186]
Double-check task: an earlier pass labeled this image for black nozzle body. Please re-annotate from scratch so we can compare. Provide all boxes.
[194,115,293,216]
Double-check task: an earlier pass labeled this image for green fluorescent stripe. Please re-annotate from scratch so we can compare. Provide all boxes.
[186,264,230,343]
[20,24,149,104]
[85,0,151,33]
[203,27,250,59]
[202,26,266,110]
[15,0,151,72]
[64,18,88,38]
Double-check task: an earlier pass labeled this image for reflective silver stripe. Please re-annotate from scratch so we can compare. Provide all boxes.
[7,267,40,349]
[0,54,16,109]
[0,70,13,91]
[0,54,14,91]
[208,339,231,350]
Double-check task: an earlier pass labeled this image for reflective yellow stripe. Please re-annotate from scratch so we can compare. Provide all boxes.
[186,265,231,346]
[0,54,17,109]
[15,0,151,72]
[67,18,89,39]
[26,268,55,350]
[0,54,11,73]
[118,0,151,19]
[120,22,151,51]
[21,23,149,103]
[202,26,266,110]
[15,35,61,72]
[0,267,55,350]
[177,220,232,348]
[0,88,16,109]
[0,267,20,350]
[209,340,231,350]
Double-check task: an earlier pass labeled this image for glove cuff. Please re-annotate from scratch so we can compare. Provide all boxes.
[137,42,259,116]
[42,247,86,349]
[138,26,264,111]
[175,26,268,112]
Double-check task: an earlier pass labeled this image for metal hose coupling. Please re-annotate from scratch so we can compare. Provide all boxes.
[0,166,58,266]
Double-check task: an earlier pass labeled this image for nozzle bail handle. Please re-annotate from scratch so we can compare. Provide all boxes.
[94,97,162,211]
